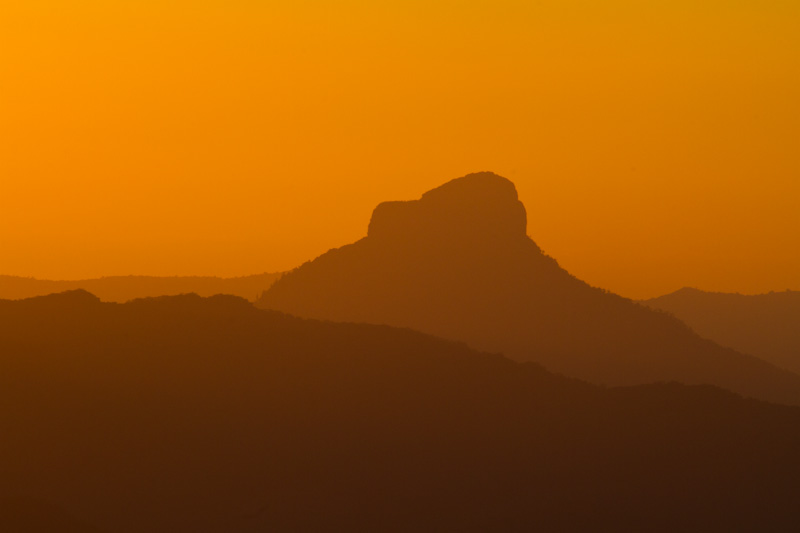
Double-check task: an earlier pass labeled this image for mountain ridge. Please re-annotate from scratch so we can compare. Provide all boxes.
[0,272,282,303]
[642,287,800,374]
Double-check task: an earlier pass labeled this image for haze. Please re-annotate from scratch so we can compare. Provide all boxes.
[2,0,799,299]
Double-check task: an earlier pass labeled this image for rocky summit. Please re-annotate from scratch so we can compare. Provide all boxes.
[367,172,528,244]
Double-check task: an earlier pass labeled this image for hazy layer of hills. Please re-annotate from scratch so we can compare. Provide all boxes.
[258,172,800,405]
[0,273,281,303]
[3,291,800,531]
[643,288,800,374]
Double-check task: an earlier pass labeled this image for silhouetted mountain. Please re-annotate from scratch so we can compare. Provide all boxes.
[257,172,800,405]
[642,287,800,374]
[0,272,281,303]
[2,291,800,531]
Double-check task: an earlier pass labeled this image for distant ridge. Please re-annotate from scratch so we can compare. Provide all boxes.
[0,272,282,303]
[258,171,800,405]
[642,288,800,374]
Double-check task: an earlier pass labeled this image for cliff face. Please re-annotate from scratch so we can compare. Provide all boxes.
[367,172,528,244]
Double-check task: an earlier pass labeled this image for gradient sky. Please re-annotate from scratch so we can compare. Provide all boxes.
[2,0,798,299]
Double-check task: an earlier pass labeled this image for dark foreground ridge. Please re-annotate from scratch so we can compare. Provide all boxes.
[2,291,800,531]
[258,172,800,405]
[0,496,105,533]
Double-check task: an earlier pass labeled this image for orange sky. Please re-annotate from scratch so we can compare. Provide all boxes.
[2,1,798,299]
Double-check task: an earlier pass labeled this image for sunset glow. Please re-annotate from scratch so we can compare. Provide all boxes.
[2,1,798,298]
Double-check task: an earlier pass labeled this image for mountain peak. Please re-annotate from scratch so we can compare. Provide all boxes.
[367,171,527,242]
[259,171,800,406]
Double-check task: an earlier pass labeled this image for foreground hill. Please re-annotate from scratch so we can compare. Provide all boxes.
[642,288,800,374]
[257,172,800,405]
[0,497,105,533]
[2,291,800,531]
[0,272,281,303]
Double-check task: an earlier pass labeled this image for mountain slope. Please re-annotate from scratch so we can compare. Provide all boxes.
[0,272,281,302]
[2,291,800,531]
[642,287,800,373]
[257,172,800,405]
